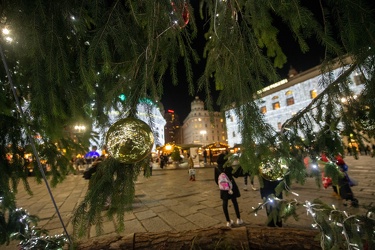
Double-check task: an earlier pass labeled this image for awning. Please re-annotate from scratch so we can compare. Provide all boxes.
[204,142,229,151]
[176,143,202,149]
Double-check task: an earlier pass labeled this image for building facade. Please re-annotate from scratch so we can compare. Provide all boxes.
[182,96,227,146]
[226,62,366,147]
[94,100,166,152]
[163,109,181,144]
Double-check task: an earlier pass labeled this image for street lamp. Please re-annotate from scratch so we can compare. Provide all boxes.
[2,28,13,43]
[74,125,86,133]
[200,130,207,144]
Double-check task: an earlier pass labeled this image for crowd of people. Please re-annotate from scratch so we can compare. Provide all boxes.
[346,144,375,158]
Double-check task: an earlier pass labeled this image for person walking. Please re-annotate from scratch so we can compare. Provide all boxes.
[244,174,257,191]
[203,150,208,165]
[215,151,243,227]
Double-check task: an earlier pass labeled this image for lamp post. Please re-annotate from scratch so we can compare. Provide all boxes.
[200,130,207,144]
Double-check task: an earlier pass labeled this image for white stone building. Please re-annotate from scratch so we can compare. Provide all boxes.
[182,96,226,146]
[226,63,366,147]
[94,100,166,152]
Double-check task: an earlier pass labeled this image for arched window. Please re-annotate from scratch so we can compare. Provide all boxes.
[285,90,293,96]
[272,96,279,100]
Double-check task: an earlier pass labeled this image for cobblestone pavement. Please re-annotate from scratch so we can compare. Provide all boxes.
[2,155,374,248]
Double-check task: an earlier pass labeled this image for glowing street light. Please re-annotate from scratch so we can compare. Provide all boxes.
[2,28,13,43]
[2,28,10,35]
[74,125,86,133]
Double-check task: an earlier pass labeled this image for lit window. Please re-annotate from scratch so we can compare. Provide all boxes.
[272,96,279,100]
[353,74,365,85]
[285,90,293,96]
[260,106,267,114]
[273,102,280,110]
[310,90,317,99]
[286,97,295,106]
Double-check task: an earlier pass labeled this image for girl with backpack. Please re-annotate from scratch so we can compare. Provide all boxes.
[215,151,243,227]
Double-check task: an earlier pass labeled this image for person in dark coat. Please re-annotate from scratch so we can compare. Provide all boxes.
[215,151,243,227]
[260,177,283,227]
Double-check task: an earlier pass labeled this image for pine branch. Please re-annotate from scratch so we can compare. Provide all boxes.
[282,61,358,129]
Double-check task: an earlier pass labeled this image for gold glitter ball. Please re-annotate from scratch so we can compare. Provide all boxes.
[106,117,154,164]
[259,158,289,181]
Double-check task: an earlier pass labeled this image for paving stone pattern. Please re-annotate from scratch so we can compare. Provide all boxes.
[2,156,374,249]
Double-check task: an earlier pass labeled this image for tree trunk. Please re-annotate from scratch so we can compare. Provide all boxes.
[76,225,321,249]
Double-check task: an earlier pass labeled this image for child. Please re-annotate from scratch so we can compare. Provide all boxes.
[188,154,196,181]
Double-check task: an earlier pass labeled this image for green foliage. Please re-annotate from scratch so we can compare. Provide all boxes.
[252,198,375,250]
[1,0,375,246]
[170,147,182,162]
[0,202,67,249]
[72,157,145,238]
[324,162,344,186]
[305,199,375,250]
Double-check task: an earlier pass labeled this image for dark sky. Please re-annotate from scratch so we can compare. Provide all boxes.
[160,1,324,121]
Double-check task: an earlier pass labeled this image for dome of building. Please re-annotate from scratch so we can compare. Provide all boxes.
[191,96,204,111]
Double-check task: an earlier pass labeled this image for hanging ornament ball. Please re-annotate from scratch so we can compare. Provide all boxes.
[106,117,154,164]
[170,0,190,29]
[259,158,289,181]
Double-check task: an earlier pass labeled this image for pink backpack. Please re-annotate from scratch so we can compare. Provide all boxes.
[218,173,233,191]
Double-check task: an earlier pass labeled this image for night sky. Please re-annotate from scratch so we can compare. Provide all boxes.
[161,1,324,121]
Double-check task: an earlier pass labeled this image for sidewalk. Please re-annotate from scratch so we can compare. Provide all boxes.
[2,156,374,248]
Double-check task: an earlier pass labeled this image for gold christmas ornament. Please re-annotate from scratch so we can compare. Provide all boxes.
[259,158,289,181]
[106,117,154,164]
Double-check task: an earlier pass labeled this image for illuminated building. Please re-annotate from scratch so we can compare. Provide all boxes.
[182,96,227,146]
[226,61,366,147]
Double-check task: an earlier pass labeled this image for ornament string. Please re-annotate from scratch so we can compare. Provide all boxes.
[0,43,72,245]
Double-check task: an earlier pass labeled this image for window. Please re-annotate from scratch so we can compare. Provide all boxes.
[272,102,280,110]
[230,116,234,122]
[272,96,279,100]
[277,122,282,130]
[232,131,236,137]
[310,90,317,99]
[285,90,293,96]
[260,106,267,114]
[353,74,365,85]
[286,97,295,106]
